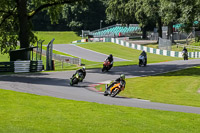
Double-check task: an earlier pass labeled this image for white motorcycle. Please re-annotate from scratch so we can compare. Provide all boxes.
[139,55,147,67]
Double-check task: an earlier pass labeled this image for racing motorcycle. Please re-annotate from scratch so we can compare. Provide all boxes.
[139,55,147,67]
[104,82,125,97]
[102,59,112,72]
[70,72,84,86]
[182,50,188,60]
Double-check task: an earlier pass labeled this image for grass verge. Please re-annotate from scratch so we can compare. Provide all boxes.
[141,42,200,52]
[34,31,83,45]
[0,89,200,133]
[0,53,9,62]
[96,66,200,107]
[77,42,181,64]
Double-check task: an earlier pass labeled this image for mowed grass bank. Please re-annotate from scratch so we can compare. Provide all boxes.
[0,53,9,62]
[96,66,200,107]
[35,31,82,44]
[77,42,181,65]
[0,89,200,133]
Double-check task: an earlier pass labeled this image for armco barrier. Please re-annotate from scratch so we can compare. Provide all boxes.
[72,37,112,43]
[14,61,30,73]
[0,62,14,72]
[72,39,87,43]
[30,60,43,72]
[112,38,200,58]
[0,60,43,73]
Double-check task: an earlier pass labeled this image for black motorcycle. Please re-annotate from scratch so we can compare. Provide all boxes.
[182,50,188,60]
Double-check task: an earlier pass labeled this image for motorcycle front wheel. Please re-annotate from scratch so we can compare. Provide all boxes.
[102,66,107,72]
[110,88,121,97]
[70,78,78,86]
[139,60,142,67]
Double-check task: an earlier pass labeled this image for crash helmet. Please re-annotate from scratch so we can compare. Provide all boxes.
[120,74,125,80]
[82,66,86,71]
[109,54,113,58]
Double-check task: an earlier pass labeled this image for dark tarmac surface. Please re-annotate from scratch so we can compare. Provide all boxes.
[1,59,200,114]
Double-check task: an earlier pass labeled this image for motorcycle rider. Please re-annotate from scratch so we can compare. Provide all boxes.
[72,67,86,82]
[182,47,188,53]
[182,47,188,60]
[105,74,126,94]
[105,54,114,69]
[140,50,147,64]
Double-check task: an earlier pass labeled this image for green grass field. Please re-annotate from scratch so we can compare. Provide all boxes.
[141,41,200,52]
[96,66,200,107]
[34,31,83,45]
[0,53,9,62]
[77,42,181,65]
[48,42,182,70]
[1,32,200,132]
[0,89,200,133]
[0,41,182,72]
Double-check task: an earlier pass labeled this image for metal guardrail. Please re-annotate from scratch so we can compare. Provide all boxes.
[0,62,14,72]
[14,61,30,73]
[0,60,43,73]
[30,60,43,72]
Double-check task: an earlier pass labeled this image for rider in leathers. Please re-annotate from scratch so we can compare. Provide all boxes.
[105,74,126,94]
[105,54,113,69]
[72,67,86,82]
[140,50,147,64]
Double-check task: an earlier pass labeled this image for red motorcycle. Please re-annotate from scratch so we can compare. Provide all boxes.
[102,59,112,72]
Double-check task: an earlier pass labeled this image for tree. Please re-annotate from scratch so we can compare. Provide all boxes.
[0,0,84,59]
[62,0,108,32]
[160,0,181,39]
[106,0,136,24]
[178,0,199,33]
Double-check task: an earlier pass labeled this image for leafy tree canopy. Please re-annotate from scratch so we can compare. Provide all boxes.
[62,0,108,31]
[0,0,84,55]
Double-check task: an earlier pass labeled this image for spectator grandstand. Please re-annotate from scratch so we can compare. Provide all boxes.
[89,24,141,37]
[173,21,199,32]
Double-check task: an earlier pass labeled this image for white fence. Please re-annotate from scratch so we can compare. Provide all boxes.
[112,38,200,58]
[53,54,81,66]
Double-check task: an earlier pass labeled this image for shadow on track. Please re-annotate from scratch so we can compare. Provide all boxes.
[0,75,93,88]
[87,63,200,77]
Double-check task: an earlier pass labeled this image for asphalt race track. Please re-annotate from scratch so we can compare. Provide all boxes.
[1,59,200,114]
[53,44,129,62]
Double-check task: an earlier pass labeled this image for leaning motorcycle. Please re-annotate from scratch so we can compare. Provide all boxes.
[182,50,188,60]
[102,59,112,72]
[104,82,125,97]
[139,55,146,67]
[70,72,84,86]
